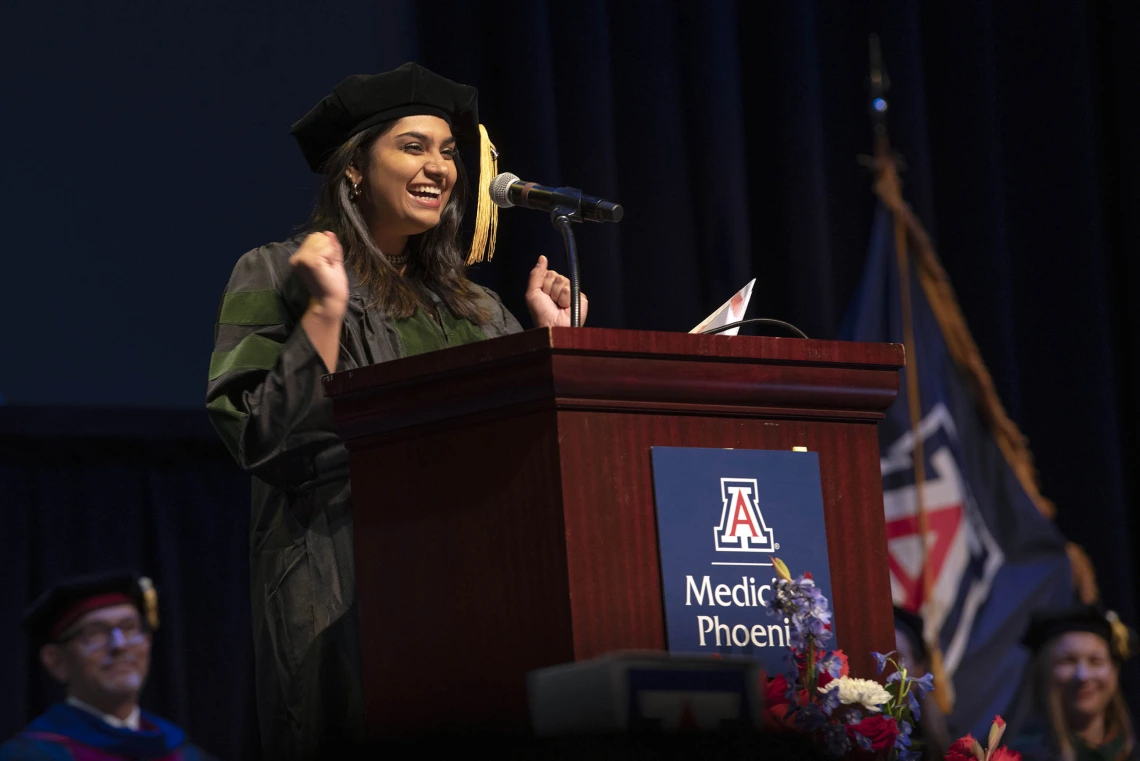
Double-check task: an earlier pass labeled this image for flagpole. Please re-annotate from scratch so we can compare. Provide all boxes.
[867,34,955,714]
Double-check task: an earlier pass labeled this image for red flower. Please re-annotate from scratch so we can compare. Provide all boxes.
[945,734,980,761]
[815,650,850,690]
[847,714,900,752]
[762,675,797,730]
[946,724,1020,761]
[835,650,850,676]
[988,715,1009,752]
[766,674,791,708]
[990,749,1021,761]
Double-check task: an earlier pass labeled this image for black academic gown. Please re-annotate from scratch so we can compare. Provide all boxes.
[1014,722,1140,761]
[205,237,522,759]
[1016,739,1139,761]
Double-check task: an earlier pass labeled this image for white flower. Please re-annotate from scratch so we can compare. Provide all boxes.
[819,677,891,712]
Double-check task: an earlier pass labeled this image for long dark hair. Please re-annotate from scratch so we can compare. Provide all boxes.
[308,120,491,324]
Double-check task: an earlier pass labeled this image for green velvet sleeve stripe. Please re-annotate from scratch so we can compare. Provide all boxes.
[218,289,287,326]
[209,334,283,380]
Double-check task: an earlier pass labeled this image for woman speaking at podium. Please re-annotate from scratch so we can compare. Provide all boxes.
[205,63,587,758]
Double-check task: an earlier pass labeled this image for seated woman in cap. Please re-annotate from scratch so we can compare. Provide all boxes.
[205,63,586,758]
[1012,606,1137,761]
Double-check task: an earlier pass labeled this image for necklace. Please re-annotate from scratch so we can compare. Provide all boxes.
[386,252,409,267]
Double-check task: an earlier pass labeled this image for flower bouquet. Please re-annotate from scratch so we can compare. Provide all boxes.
[760,557,934,760]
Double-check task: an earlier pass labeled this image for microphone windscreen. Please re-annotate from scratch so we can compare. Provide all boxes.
[489,172,520,208]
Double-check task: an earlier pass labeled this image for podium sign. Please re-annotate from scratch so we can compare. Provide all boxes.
[650,447,833,672]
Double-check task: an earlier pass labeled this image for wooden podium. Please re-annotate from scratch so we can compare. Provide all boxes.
[322,327,904,734]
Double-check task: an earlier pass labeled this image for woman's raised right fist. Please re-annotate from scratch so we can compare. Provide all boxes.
[290,231,349,316]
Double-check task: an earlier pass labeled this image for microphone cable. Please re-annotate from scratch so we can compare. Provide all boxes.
[700,318,809,339]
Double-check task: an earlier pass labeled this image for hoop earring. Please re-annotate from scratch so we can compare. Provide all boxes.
[351,181,361,199]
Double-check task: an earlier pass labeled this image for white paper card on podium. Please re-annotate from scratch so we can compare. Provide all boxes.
[689,279,756,336]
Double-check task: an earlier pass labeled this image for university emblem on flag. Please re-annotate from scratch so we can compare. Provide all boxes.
[714,479,776,552]
[881,403,1003,672]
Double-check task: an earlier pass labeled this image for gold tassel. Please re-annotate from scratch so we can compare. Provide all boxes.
[138,577,160,632]
[1065,542,1100,604]
[1106,611,1131,660]
[929,645,955,714]
[465,124,499,265]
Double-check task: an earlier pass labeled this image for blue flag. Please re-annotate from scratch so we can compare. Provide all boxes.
[841,202,1074,737]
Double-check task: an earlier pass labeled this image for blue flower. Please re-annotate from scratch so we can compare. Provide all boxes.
[782,675,798,702]
[853,732,872,751]
[907,689,921,721]
[871,650,895,675]
[766,575,835,652]
[911,671,935,698]
[797,702,828,731]
[895,719,913,748]
[822,723,851,758]
[816,652,845,679]
[819,684,841,716]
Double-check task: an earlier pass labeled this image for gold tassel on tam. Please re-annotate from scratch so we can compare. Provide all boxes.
[1106,611,1132,660]
[138,577,160,632]
[465,124,499,265]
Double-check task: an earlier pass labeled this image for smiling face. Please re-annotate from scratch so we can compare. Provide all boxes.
[349,115,458,240]
[1050,631,1118,724]
[41,604,151,712]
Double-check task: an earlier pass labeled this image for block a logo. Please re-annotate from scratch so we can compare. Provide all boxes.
[714,478,776,552]
[881,403,1003,676]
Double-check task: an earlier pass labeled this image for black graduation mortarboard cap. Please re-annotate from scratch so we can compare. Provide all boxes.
[1022,605,1136,661]
[23,569,159,645]
[290,62,500,264]
[291,62,478,172]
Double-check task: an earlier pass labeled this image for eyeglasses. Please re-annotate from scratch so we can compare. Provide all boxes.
[57,619,148,651]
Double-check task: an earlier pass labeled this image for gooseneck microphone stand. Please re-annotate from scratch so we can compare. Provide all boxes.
[550,206,583,328]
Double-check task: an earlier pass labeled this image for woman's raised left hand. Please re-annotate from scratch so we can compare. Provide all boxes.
[525,255,588,328]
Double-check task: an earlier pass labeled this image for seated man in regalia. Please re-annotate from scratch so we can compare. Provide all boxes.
[0,570,216,761]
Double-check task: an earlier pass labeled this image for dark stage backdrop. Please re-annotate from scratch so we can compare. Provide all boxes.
[2,1,1138,758]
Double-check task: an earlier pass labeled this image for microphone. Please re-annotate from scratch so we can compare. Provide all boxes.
[489,172,624,223]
